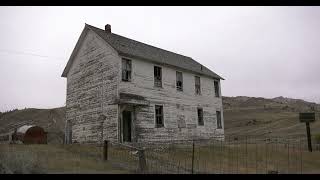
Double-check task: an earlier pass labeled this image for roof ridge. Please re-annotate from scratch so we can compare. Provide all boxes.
[111,33,193,60]
[86,24,193,59]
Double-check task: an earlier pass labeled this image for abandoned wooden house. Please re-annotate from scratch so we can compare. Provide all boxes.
[62,23,225,144]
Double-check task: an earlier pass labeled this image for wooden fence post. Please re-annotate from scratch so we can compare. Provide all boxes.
[103,140,108,161]
[138,149,147,173]
[306,122,313,152]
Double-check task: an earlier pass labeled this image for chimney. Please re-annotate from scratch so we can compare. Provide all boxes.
[105,24,111,33]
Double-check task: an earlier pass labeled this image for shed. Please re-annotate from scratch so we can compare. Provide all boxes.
[13,125,47,144]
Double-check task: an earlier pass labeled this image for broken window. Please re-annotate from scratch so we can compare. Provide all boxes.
[122,58,132,81]
[176,71,183,91]
[216,111,222,129]
[177,114,186,128]
[155,105,164,128]
[154,66,162,87]
[214,80,220,97]
[197,108,204,126]
[195,76,201,95]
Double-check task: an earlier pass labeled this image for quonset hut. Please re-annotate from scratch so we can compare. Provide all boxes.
[12,125,47,144]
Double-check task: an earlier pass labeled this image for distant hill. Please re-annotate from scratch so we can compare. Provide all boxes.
[223,96,320,112]
[222,96,320,139]
[0,96,319,143]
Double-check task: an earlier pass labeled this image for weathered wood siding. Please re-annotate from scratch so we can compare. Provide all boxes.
[65,29,120,143]
[119,57,224,142]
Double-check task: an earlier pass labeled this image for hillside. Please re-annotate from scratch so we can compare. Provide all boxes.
[0,96,319,143]
[223,96,320,139]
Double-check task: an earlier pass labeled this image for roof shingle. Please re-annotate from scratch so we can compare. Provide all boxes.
[86,24,224,80]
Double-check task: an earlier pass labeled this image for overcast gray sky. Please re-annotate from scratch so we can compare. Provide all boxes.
[0,6,319,111]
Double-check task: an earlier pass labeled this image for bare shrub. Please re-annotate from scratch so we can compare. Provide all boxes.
[0,147,46,174]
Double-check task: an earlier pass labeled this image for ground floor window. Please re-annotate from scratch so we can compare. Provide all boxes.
[155,105,164,128]
[216,111,222,129]
[197,108,204,126]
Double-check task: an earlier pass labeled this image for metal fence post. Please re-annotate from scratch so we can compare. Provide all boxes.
[191,140,195,174]
[265,137,268,174]
[300,138,302,174]
[245,136,248,174]
[212,139,215,174]
[287,140,290,174]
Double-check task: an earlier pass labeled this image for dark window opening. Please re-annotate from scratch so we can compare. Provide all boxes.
[195,76,201,95]
[122,111,132,142]
[198,108,204,126]
[176,71,183,91]
[214,81,220,97]
[155,105,164,128]
[216,111,222,129]
[122,58,132,81]
[154,66,162,87]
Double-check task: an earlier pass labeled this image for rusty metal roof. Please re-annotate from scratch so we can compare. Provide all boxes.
[16,125,36,134]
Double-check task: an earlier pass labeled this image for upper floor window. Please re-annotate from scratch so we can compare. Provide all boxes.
[197,108,204,126]
[155,105,164,128]
[176,71,183,91]
[214,80,220,97]
[122,58,131,81]
[216,111,222,129]
[154,66,162,87]
[195,76,201,95]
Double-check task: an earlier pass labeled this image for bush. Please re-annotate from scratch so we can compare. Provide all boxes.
[0,147,46,174]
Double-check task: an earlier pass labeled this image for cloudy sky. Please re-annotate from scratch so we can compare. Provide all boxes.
[0,6,319,111]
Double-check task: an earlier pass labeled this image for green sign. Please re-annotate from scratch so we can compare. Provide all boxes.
[299,112,315,123]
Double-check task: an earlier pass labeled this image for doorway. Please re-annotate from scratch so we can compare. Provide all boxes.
[122,111,132,142]
[66,120,72,144]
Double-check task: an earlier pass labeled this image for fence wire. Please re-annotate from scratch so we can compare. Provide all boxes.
[1,136,319,174]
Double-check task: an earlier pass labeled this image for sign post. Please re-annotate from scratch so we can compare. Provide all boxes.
[299,112,315,152]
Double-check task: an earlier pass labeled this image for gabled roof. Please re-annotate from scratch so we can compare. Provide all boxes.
[62,24,224,80]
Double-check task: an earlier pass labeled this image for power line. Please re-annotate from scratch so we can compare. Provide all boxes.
[0,49,66,61]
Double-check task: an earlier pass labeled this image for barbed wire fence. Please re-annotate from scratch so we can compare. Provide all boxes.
[1,136,319,174]
[102,136,319,174]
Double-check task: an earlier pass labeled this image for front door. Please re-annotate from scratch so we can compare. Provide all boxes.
[122,111,132,142]
[65,120,72,144]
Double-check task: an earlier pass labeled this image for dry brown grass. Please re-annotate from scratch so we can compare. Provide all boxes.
[143,140,320,174]
[1,141,320,174]
[0,144,130,174]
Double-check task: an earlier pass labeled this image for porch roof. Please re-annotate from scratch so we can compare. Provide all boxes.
[118,93,149,106]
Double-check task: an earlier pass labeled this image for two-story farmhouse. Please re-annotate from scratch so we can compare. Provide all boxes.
[62,24,225,144]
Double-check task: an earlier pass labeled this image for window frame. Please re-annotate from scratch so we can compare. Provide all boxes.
[214,80,220,97]
[197,108,204,126]
[216,111,222,129]
[155,105,164,128]
[195,76,201,95]
[122,58,132,82]
[176,71,183,91]
[154,66,162,88]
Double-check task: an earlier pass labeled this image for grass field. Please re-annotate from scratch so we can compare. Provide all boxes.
[0,144,131,174]
[144,140,320,174]
[1,140,319,174]
[224,108,320,139]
